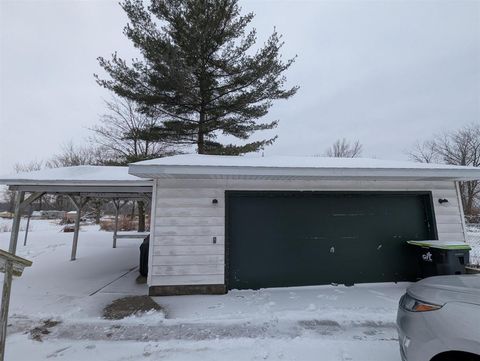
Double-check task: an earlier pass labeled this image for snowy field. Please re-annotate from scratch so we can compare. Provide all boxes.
[0,219,405,361]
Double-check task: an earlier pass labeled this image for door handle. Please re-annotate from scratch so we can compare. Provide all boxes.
[330,246,335,254]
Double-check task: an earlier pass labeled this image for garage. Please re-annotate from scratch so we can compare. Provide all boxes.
[226,191,436,290]
[127,154,480,296]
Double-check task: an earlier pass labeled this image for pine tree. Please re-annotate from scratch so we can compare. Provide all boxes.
[96,0,298,155]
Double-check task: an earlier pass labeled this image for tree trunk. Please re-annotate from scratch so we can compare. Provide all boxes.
[130,201,135,218]
[37,196,42,211]
[138,201,145,232]
[197,107,206,154]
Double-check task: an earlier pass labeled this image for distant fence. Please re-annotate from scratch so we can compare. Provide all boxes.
[466,224,480,266]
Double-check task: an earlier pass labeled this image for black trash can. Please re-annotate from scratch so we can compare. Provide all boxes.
[139,235,150,277]
[407,240,471,278]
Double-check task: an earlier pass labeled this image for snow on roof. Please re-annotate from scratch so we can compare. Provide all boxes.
[129,154,480,180]
[0,165,152,186]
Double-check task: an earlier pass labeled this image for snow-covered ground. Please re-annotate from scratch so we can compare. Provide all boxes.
[1,219,405,361]
[466,224,480,265]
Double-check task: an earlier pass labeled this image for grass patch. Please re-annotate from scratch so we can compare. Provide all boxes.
[103,295,164,320]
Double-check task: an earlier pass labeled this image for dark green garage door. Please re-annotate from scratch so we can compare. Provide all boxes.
[226,192,436,290]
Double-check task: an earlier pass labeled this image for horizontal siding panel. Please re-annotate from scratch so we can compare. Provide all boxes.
[153,245,224,256]
[435,215,463,225]
[437,232,465,241]
[154,235,225,245]
[153,264,224,276]
[436,223,464,234]
[152,254,224,266]
[156,207,224,217]
[155,216,224,227]
[156,198,224,208]
[155,225,224,236]
[150,274,224,286]
[433,205,461,216]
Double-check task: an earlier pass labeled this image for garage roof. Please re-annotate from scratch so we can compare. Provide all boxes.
[129,154,480,181]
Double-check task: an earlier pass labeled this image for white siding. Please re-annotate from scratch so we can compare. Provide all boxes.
[150,178,465,287]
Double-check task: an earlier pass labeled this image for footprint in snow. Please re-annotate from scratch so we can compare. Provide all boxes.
[368,290,385,296]
[46,346,71,358]
[207,303,224,309]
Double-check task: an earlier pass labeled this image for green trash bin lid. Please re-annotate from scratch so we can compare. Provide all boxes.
[407,240,471,250]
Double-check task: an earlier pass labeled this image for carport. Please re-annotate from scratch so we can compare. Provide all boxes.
[0,166,153,261]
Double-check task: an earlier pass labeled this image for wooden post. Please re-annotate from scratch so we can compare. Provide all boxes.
[0,261,13,361]
[8,191,24,254]
[23,207,32,247]
[113,200,120,249]
[0,191,24,361]
[0,250,32,361]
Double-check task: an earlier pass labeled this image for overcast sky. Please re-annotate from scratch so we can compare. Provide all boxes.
[1,0,479,175]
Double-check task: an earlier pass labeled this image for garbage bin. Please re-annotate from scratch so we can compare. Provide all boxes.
[407,240,471,278]
[139,235,149,277]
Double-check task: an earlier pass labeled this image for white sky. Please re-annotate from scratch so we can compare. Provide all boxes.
[1,0,479,175]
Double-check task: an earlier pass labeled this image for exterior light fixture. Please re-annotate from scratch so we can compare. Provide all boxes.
[438,198,449,204]
[212,199,218,204]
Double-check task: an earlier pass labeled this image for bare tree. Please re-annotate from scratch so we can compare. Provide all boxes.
[4,161,45,212]
[46,142,105,168]
[409,123,480,218]
[408,140,440,163]
[90,97,176,164]
[13,160,43,173]
[325,138,363,158]
[90,97,177,231]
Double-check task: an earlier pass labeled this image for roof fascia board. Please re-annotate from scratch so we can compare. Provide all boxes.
[1,180,153,187]
[128,164,480,181]
[8,185,153,193]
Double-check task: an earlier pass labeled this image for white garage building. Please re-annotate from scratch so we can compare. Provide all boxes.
[128,154,480,296]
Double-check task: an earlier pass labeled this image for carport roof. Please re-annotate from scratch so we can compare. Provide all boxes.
[129,154,480,181]
[0,166,152,195]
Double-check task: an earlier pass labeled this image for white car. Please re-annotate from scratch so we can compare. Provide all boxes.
[397,275,480,361]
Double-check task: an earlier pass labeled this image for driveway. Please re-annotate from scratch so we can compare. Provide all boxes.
[2,220,405,360]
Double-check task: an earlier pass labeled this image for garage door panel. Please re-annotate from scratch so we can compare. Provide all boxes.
[227,192,435,290]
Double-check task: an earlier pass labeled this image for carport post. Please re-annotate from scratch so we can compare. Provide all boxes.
[71,210,81,261]
[113,200,120,248]
[23,206,32,246]
[67,196,89,261]
[8,191,24,254]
